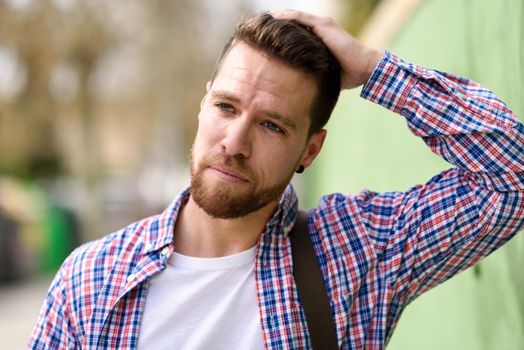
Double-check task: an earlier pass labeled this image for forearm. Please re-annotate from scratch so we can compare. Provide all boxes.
[361,51,524,191]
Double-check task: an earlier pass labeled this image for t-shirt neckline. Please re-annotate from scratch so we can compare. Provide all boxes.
[169,245,257,270]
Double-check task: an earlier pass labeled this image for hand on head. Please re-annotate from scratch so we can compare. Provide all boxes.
[271,9,384,89]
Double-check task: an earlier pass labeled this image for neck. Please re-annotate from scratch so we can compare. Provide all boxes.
[173,196,279,258]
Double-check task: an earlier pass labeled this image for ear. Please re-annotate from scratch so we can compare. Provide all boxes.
[299,129,327,169]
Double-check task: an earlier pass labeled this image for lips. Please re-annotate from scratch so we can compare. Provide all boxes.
[208,165,249,182]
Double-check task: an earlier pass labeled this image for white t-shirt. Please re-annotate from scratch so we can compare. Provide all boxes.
[137,246,265,349]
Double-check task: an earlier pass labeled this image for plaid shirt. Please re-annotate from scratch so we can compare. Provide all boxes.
[30,52,524,349]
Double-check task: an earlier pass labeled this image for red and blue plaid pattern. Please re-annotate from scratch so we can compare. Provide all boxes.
[29,52,524,349]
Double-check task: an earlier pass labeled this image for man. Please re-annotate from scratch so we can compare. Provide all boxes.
[30,10,523,350]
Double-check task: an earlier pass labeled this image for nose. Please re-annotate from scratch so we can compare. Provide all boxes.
[220,116,252,159]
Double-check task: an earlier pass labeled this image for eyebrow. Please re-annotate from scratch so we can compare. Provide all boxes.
[211,90,297,131]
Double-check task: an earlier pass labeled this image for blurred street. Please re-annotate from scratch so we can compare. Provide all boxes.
[0,277,51,349]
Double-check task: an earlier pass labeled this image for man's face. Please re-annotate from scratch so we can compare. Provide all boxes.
[190,42,326,219]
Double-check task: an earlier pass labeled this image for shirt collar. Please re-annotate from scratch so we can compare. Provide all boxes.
[263,184,299,236]
[142,184,299,255]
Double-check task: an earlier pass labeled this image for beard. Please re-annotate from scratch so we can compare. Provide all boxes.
[189,148,297,219]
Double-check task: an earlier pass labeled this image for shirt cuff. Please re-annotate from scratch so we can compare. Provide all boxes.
[360,51,419,114]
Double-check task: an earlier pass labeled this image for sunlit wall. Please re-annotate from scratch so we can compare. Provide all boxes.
[305,0,524,348]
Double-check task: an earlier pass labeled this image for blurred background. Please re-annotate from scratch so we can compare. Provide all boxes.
[0,0,522,348]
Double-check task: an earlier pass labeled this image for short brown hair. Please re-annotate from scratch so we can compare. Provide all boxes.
[212,12,341,136]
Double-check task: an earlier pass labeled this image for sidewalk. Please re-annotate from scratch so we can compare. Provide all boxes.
[0,277,51,349]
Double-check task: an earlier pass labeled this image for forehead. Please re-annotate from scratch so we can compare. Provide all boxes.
[212,42,317,127]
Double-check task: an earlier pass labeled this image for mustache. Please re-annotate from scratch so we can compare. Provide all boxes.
[199,154,256,182]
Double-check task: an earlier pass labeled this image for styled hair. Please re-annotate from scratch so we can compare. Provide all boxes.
[212,12,341,136]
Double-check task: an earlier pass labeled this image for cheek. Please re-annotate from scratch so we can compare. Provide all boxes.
[191,129,210,168]
[195,112,224,149]
[254,145,300,180]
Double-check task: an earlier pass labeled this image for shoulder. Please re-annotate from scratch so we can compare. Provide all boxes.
[312,191,366,220]
[69,216,155,270]
[308,190,401,261]
[308,192,368,251]
[55,214,159,300]
[31,215,160,345]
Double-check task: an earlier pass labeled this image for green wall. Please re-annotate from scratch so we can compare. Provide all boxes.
[305,0,524,348]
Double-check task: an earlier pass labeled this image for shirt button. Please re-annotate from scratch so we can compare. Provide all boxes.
[127,273,136,283]
[161,247,170,256]
[144,242,153,251]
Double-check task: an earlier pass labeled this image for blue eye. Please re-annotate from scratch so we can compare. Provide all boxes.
[263,121,284,134]
[216,102,235,113]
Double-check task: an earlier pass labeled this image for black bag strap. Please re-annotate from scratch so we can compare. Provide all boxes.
[290,210,339,349]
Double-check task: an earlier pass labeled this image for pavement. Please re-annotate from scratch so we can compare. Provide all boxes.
[0,277,51,349]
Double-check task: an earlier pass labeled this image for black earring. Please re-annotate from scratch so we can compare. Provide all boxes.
[296,165,305,174]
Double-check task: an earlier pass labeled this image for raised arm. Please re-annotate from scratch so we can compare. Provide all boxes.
[277,10,524,305]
